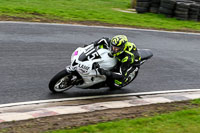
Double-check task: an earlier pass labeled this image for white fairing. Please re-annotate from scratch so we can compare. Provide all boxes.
[69,45,117,88]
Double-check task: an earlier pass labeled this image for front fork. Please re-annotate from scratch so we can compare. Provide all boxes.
[66,65,74,73]
[65,66,84,85]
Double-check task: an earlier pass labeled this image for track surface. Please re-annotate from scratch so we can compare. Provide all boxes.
[0,22,200,104]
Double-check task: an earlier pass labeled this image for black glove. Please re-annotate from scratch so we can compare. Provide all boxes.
[93,41,99,47]
[93,62,100,69]
[93,38,109,47]
[97,68,106,75]
[97,68,112,77]
[92,63,105,75]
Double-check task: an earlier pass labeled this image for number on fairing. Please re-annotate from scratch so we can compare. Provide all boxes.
[85,45,100,60]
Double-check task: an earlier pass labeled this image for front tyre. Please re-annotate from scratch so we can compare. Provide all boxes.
[49,69,74,93]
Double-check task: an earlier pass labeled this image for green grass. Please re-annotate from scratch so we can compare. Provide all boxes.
[47,107,200,133]
[0,0,200,31]
[191,99,200,105]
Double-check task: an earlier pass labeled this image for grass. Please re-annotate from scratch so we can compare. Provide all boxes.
[46,99,200,133]
[47,107,200,133]
[191,99,200,105]
[0,0,200,31]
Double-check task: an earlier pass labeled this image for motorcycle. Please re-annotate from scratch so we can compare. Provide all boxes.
[49,44,153,93]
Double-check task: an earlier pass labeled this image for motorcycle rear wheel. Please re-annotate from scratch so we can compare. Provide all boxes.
[49,69,74,93]
[122,70,139,87]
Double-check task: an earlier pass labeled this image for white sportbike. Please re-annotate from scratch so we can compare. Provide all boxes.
[49,44,153,93]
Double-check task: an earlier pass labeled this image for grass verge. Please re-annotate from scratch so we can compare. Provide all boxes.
[47,99,200,133]
[0,0,200,32]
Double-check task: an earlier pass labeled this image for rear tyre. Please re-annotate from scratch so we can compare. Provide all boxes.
[108,69,139,90]
[123,69,139,87]
[49,69,74,93]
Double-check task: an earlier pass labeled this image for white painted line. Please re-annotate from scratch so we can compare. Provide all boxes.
[0,21,200,36]
[0,92,199,123]
[0,89,200,108]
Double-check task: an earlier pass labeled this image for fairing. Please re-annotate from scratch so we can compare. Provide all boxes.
[69,45,117,88]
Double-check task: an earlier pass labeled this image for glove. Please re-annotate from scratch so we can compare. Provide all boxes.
[93,41,99,47]
[93,38,108,47]
[97,68,112,77]
[93,62,100,69]
[97,68,106,75]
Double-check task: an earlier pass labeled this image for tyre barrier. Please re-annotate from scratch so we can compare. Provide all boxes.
[150,0,161,13]
[136,0,152,13]
[189,3,200,21]
[136,0,200,21]
[159,0,177,17]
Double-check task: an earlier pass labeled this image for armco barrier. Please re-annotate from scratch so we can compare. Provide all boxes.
[136,0,200,21]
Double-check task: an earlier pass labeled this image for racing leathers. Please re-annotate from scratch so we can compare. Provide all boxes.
[92,37,141,89]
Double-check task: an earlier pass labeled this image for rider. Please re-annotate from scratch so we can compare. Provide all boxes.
[92,35,141,89]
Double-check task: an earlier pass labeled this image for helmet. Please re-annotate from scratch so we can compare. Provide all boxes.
[110,35,128,56]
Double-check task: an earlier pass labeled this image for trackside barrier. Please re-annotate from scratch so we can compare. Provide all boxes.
[135,0,200,21]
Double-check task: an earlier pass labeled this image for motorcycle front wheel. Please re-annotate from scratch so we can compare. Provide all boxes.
[49,69,74,93]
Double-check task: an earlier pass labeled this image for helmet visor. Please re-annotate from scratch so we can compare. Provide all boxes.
[111,45,122,54]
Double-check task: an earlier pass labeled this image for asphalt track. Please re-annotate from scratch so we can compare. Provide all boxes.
[0,22,200,104]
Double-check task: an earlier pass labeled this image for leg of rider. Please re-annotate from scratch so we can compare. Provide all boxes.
[106,76,122,89]
[105,66,125,89]
[112,59,139,88]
